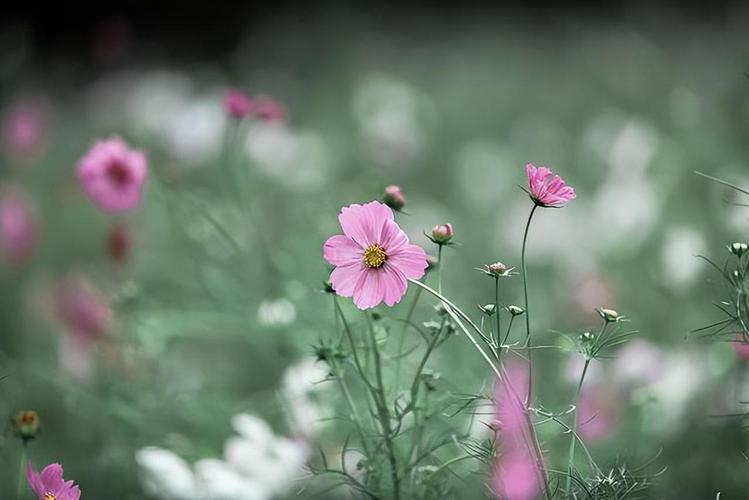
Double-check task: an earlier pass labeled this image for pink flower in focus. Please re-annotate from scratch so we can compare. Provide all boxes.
[55,274,110,343]
[2,101,48,161]
[0,186,38,266]
[252,96,285,121]
[734,333,749,361]
[323,201,427,309]
[27,462,81,500]
[526,163,576,208]
[492,451,539,500]
[224,90,253,119]
[77,137,148,213]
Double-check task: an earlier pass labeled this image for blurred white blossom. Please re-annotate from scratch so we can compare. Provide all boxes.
[660,226,706,290]
[135,447,196,500]
[257,297,297,326]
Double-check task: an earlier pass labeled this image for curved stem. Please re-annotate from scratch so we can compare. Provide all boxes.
[521,204,538,405]
[565,358,590,494]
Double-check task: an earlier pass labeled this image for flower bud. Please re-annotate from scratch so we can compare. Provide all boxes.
[596,307,621,323]
[383,185,406,211]
[507,305,525,316]
[479,303,496,316]
[431,223,453,244]
[12,410,40,442]
[730,242,749,257]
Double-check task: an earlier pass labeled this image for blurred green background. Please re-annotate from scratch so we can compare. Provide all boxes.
[1,4,749,498]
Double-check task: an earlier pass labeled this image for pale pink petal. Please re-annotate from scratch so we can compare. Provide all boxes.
[379,219,409,253]
[338,201,394,247]
[492,450,539,500]
[323,235,363,266]
[380,265,408,306]
[329,262,364,297]
[353,268,385,309]
[388,244,428,280]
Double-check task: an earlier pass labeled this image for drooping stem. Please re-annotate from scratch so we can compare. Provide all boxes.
[16,444,26,500]
[521,203,538,405]
[565,358,590,494]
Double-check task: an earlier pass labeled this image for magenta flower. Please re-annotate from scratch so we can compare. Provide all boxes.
[2,100,48,162]
[0,186,38,267]
[252,96,285,121]
[27,462,81,500]
[224,89,253,119]
[77,137,148,213]
[577,385,618,440]
[323,201,427,309]
[526,163,576,207]
[734,334,749,361]
[492,450,539,500]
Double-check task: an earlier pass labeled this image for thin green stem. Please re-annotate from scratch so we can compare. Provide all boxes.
[495,278,501,358]
[16,444,26,500]
[521,203,538,405]
[437,244,444,294]
[565,358,590,494]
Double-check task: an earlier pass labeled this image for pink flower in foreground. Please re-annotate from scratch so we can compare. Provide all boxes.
[526,163,576,208]
[56,274,110,343]
[252,96,285,121]
[492,450,539,500]
[323,201,427,309]
[577,384,618,440]
[27,462,81,500]
[0,186,38,266]
[224,90,253,119]
[77,137,148,213]
[494,361,530,440]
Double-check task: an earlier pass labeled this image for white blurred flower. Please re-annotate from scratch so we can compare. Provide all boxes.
[607,119,659,176]
[126,71,193,138]
[194,459,267,500]
[592,176,659,253]
[244,123,330,190]
[660,226,706,290]
[165,96,227,166]
[564,356,604,385]
[352,77,434,168]
[257,298,296,326]
[231,413,275,445]
[135,447,196,500]
[282,358,331,437]
[611,339,663,386]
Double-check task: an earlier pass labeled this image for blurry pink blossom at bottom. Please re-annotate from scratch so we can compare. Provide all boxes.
[494,360,530,440]
[27,462,81,500]
[0,186,38,267]
[492,450,539,500]
[734,334,749,361]
[577,385,618,440]
[55,274,110,343]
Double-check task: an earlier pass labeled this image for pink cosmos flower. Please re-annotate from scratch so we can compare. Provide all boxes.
[577,384,618,440]
[55,274,110,343]
[0,186,38,266]
[252,96,285,121]
[27,462,81,500]
[323,201,427,309]
[2,100,48,162]
[431,223,453,244]
[224,90,253,119]
[383,185,406,211]
[526,163,576,207]
[77,137,148,213]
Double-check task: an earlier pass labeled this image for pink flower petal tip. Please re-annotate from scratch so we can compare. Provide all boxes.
[526,163,576,208]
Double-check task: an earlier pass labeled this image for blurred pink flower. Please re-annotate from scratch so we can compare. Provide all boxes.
[577,384,618,440]
[323,201,427,309]
[77,137,148,213]
[56,274,110,343]
[734,334,749,361]
[383,185,406,211]
[0,186,39,267]
[252,96,285,121]
[494,361,530,440]
[224,90,252,119]
[2,101,48,161]
[27,462,81,500]
[526,163,576,208]
[492,450,539,500]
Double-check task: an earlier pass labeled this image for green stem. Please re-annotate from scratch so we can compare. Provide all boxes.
[494,278,501,357]
[16,444,26,500]
[521,203,538,405]
[565,358,590,494]
[364,312,401,500]
[437,244,444,294]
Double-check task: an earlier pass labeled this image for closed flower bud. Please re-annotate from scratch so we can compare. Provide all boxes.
[431,223,453,244]
[479,303,496,316]
[12,410,40,442]
[383,185,406,211]
[597,307,621,323]
[507,305,525,316]
[730,242,748,257]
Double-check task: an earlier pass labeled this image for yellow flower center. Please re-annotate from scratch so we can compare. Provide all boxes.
[363,244,387,268]
[44,494,56,500]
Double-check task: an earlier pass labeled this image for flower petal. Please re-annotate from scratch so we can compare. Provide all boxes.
[353,268,385,309]
[380,264,408,306]
[388,243,428,280]
[329,262,364,298]
[338,201,393,247]
[323,235,362,266]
